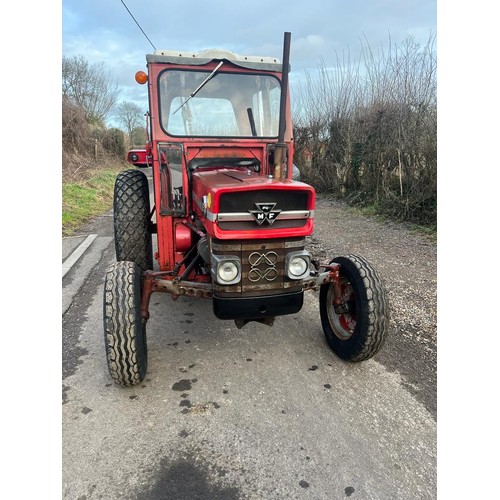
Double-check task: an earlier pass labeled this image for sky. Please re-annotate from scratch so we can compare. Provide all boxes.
[62,0,437,124]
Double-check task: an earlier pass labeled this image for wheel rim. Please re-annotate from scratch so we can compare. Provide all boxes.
[326,279,357,339]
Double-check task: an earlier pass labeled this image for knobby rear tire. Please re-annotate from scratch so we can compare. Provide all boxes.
[103,261,147,386]
[319,255,389,361]
[113,169,153,271]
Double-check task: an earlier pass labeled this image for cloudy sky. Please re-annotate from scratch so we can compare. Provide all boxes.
[62,0,436,121]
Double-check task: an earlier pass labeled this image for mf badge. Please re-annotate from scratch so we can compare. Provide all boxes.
[249,203,282,225]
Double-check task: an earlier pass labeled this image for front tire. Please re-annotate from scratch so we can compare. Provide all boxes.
[319,255,389,361]
[103,261,147,386]
[114,169,153,271]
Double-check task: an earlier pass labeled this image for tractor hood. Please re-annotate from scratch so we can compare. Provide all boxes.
[191,168,315,240]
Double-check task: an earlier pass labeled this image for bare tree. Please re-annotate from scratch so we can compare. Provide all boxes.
[62,55,120,125]
[130,126,147,147]
[114,101,145,140]
[62,95,92,155]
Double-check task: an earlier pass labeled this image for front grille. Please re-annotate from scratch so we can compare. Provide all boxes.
[219,190,309,212]
[212,237,305,297]
[216,189,312,232]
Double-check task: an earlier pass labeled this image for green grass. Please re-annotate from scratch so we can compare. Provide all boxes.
[410,223,437,242]
[62,166,125,236]
[347,202,437,242]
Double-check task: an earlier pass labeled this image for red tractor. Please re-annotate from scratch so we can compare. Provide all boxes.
[103,33,389,386]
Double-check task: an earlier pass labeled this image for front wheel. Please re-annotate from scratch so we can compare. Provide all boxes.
[319,255,389,361]
[103,261,148,385]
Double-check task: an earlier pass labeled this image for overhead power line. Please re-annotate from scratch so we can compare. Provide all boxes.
[120,0,156,51]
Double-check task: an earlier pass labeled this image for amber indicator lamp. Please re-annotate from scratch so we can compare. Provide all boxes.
[135,71,148,84]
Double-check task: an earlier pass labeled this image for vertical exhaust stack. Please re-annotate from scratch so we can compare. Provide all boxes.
[273,32,291,181]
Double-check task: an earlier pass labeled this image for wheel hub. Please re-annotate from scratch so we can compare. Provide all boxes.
[327,281,357,339]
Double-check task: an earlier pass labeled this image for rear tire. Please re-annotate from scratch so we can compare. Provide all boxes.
[319,255,389,361]
[114,169,153,271]
[103,261,147,386]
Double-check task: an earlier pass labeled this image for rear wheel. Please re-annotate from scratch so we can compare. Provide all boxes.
[319,255,389,361]
[114,169,153,271]
[103,261,147,386]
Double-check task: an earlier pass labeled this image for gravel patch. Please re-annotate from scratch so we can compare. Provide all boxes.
[307,195,437,419]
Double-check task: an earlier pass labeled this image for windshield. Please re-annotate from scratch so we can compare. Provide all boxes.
[158,68,281,138]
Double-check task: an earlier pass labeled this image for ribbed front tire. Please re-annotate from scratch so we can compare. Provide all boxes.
[103,261,147,386]
[319,255,389,361]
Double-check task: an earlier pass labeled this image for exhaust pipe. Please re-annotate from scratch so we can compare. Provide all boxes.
[273,32,291,181]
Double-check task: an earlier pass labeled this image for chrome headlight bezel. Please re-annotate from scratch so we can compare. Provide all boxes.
[285,250,311,280]
[211,254,242,285]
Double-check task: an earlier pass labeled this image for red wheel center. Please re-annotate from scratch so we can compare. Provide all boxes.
[338,284,356,332]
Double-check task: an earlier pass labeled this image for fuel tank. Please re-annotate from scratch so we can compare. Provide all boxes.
[191,168,315,239]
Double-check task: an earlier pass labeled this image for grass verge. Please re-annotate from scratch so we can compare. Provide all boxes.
[350,203,437,242]
[62,165,125,236]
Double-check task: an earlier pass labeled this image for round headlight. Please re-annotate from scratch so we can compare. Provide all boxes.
[130,153,138,162]
[217,261,239,283]
[289,256,308,277]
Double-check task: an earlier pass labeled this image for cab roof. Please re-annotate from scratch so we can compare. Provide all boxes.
[146,48,288,72]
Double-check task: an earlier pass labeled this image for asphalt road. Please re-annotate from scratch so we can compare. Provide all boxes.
[62,169,436,499]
